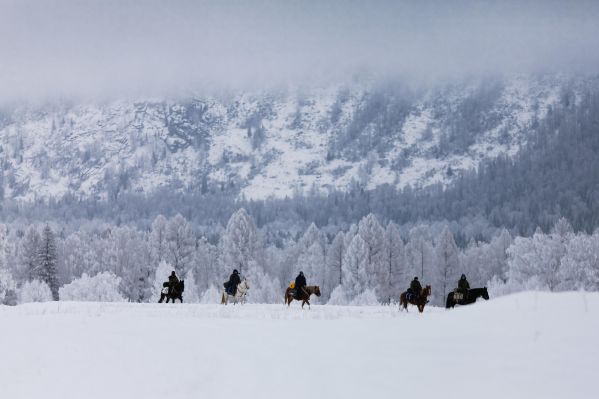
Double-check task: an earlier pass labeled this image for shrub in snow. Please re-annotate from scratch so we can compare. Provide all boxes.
[200,285,220,304]
[183,269,200,303]
[327,285,349,305]
[59,272,126,302]
[350,288,379,306]
[245,264,282,303]
[0,268,17,305]
[19,280,53,303]
[486,276,514,298]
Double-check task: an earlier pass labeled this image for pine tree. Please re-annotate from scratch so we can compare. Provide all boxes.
[38,225,59,300]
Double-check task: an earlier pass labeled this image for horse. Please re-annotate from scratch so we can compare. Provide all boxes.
[284,285,321,309]
[446,287,489,308]
[221,279,250,305]
[158,280,185,303]
[399,285,431,313]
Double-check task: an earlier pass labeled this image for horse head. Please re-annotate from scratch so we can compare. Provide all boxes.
[240,279,250,290]
[423,285,432,297]
[179,280,185,292]
[482,287,489,300]
[313,286,321,297]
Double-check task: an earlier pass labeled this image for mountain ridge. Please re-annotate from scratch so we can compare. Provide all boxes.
[0,74,580,202]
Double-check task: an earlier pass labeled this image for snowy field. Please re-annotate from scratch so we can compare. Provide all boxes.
[1,292,597,399]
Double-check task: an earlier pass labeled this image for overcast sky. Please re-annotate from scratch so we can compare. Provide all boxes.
[1,0,599,99]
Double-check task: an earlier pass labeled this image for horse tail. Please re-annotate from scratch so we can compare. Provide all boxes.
[445,293,452,309]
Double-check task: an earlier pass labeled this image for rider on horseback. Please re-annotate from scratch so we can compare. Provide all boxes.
[408,276,422,300]
[226,269,241,295]
[456,274,470,301]
[294,271,307,299]
[168,271,179,296]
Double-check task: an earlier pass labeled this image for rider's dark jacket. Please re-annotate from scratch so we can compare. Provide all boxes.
[295,273,307,295]
[227,272,241,294]
[168,274,179,291]
[458,278,470,291]
[410,279,422,296]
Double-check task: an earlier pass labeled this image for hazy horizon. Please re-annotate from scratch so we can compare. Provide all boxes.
[1,0,599,100]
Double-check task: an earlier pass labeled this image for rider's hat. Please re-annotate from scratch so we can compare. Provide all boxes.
[233,269,239,274]
[414,276,418,280]
[461,274,466,279]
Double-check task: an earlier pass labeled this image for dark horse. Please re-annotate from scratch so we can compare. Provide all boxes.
[445,287,489,308]
[284,286,321,309]
[159,280,185,303]
[399,285,431,313]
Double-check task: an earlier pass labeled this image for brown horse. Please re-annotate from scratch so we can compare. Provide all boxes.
[284,286,321,308]
[399,285,431,313]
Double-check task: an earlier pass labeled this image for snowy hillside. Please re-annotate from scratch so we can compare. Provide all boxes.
[1,291,596,399]
[0,75,575,201]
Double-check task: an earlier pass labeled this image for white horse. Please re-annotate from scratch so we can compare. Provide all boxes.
[221,279,250,305]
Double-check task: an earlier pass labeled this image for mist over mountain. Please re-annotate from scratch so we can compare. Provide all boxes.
[2,0,599,100]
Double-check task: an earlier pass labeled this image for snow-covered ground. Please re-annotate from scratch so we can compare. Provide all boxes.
[1,292,597,399]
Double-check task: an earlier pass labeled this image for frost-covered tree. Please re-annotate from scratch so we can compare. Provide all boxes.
[183,269,200,303]
[192,237,219,293]
[297,242,325,289]
[19,280,53,303]
[341,235,369,301]
[558,233,599,291]
[295,223,326,288]
[405,226,434,284]
[59,272,125,302]
[38,225,59,300]
[434,227,460,305]
[0,267,17,305]
[221,208,261,275]
[325,231,345,300]
[19,225,41,282]
[486,228,513,283]
[150,215,168,266]
[110,227,152,302]
[383,222,406,302]
[166,214,195,275]
[507,229,565,291]
[358,213,386,299]
[245,263,282,304]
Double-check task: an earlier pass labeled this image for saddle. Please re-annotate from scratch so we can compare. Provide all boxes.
[407,292,419,302]
[453,289,466,302]
[292,288,306,300]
